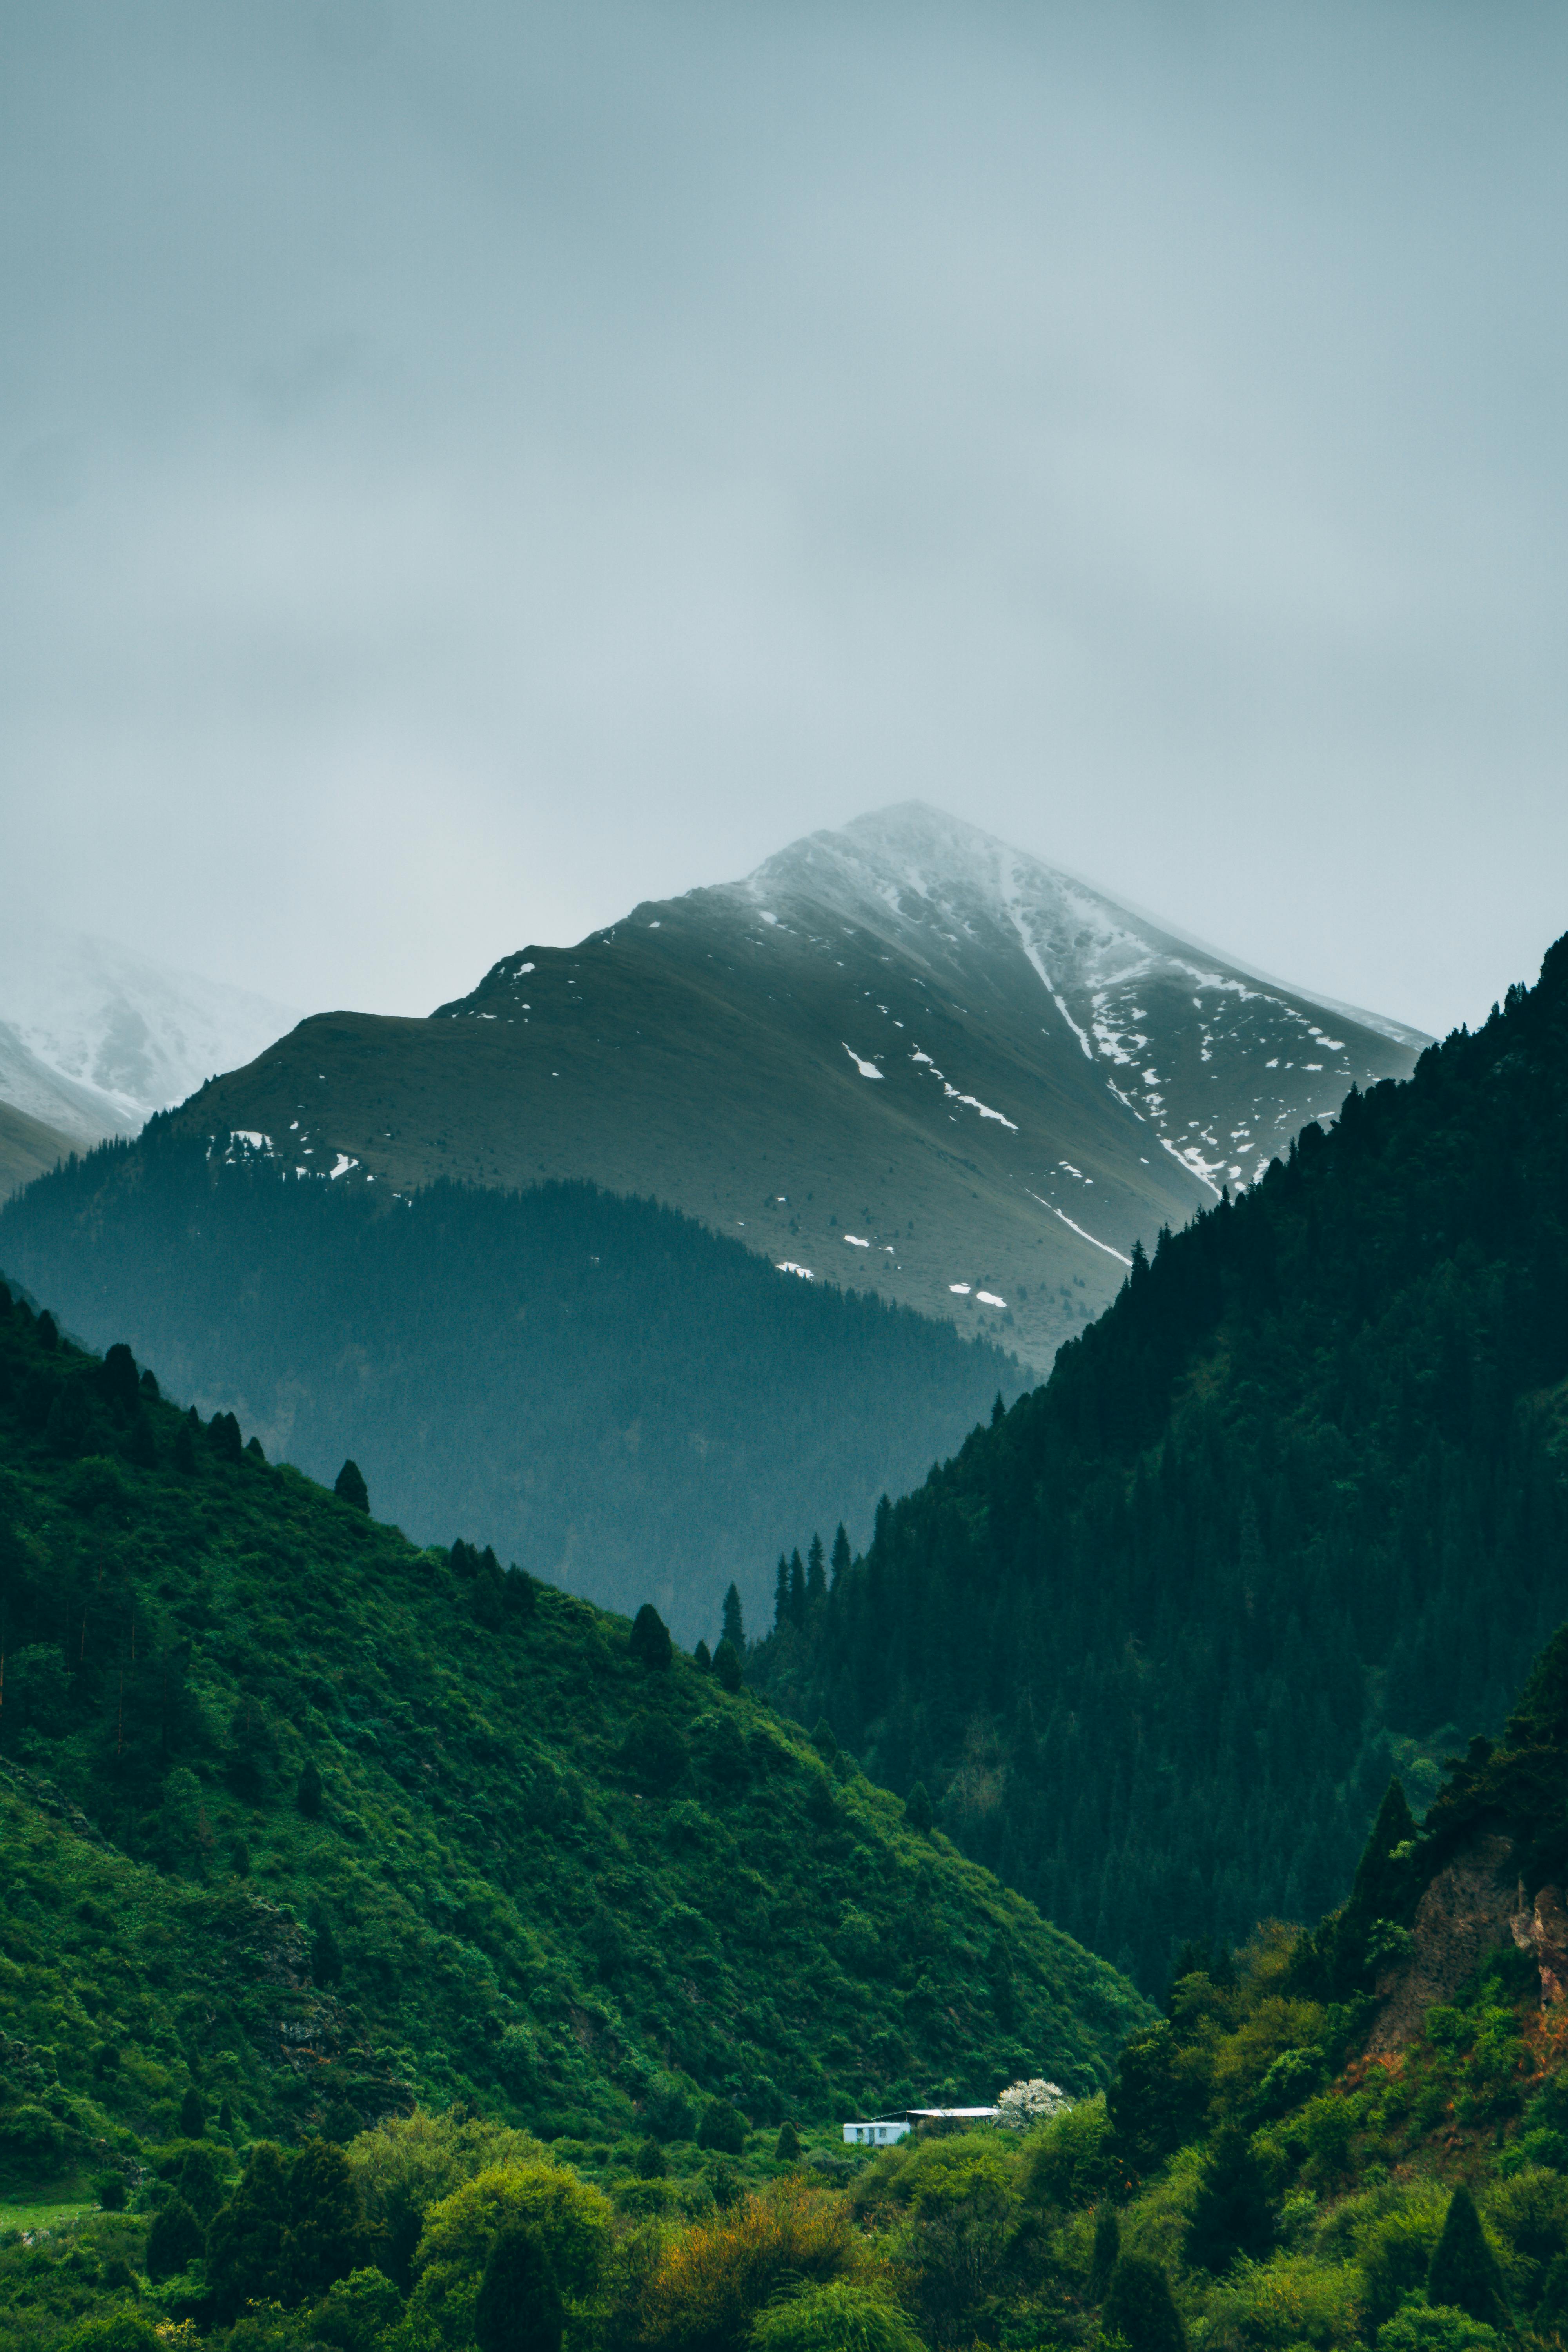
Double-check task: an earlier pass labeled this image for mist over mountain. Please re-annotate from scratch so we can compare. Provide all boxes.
[170,804,1426,1370]
[0,907,299,1168]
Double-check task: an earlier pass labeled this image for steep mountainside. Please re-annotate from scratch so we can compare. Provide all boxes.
[0,908,298,1142]
[0,1154,1017,1642]
[162,806,1423,1370]
[0,1276,1146,2184]
[0,1098,76,1202]
[751,933,1568,1991]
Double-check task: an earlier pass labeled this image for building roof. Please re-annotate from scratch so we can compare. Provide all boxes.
[902,2117,1001,2136]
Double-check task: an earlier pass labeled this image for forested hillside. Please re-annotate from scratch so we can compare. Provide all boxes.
[0,1148,1016,1642]
[16,1621,1568,2352]
[753,932,1568,1992]
[0,1272,1143,2193]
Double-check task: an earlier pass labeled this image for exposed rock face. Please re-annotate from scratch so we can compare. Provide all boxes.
[1368,1832,1520,2051]
[1515,1884,1568,2005]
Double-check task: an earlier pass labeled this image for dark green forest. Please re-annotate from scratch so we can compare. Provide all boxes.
[0,1145,1018,1643]
[0,1270,1142,2192]
[752,933,1568,1993]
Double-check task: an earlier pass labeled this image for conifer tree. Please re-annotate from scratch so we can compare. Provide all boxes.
[1183,2123,1274,2272]
[1103,2255,1186,2352]
[310,1911,344,1989]
[713,1638,743,1694]
[128,1410,158,1470]
[209,1410,243,1463]
[722,1582,745,1652]
[180,2085,206,2138]
[697,2098,748,2154]
[1088,2205,1121,2301]
[775,2119,803,2161]
[789,1548,806,1627]
[146,2193,204,2282]
[905,1781,934,1835]
[694,1639,712,1671]
[174,1408,199,1474]
[807,1533,826,1606]
[630,1602,673,1670]
[333,1459,369,1512]
[1427,2185,1506,2328]
[830,1525,851,1588]
[283,2137,365,2302]
[475,2230,563,2352]
[773,1555,790,1632]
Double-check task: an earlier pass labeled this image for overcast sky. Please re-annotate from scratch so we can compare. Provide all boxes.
[2,2,1565,1038]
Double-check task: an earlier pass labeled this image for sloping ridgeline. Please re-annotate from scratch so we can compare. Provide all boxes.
[0,1279,1146,2187]
[752,932,1568,1993]
[0,1146,1018,1644]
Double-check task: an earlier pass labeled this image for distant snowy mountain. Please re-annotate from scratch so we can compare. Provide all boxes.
[0,912,300,1145]
[142,802,1425,1371]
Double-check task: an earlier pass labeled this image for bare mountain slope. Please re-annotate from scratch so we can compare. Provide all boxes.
[169,805,1425,1367]
[0,1098,76,1201]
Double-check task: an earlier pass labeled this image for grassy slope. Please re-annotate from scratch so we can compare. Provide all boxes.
[0,1279,1149,2200]
[0,1105,73,1205]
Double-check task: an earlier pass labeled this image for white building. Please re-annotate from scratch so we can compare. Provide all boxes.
[842,2104,1001,2146]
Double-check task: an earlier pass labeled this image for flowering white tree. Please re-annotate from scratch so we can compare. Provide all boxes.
[995,2078,1071,2129]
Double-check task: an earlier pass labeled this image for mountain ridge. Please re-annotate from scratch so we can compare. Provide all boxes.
[168,804,1424,1370]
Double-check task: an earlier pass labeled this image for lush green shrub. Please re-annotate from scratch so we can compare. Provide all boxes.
[637,2179,859,2352]
[60,2316,161,2352]
[1022,2095,1121,2210]
[1358,2200,1446,2328]
[750,2279,924,2352]
[403,2161,612,2352]
[1203,2252,1361,2352]
[699,2101,748,2156]
[312,2267,403,2352]
[347,2109,546,2290]
[1375,2308,1501,2352]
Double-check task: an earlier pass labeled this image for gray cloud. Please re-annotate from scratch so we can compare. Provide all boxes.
[2,0,1565,1035]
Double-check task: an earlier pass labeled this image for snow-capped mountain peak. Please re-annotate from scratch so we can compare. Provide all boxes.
[0,910,300,1147]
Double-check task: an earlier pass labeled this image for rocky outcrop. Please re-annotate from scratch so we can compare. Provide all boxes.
[1368,1833,1520,2051]
[1513,1884,1568,2005]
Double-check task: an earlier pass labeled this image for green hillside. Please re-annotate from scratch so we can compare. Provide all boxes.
[0,1152,1019,1645]
[751,931,1568,1991]
[0,1271,1146,2199]
[12,1627,1568,2352]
